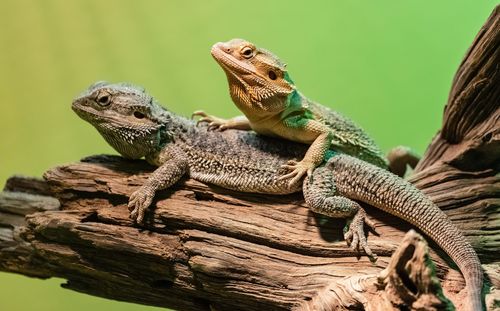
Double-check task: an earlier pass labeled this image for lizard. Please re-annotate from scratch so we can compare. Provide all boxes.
[72,82,482,311]
[193,38,420,183]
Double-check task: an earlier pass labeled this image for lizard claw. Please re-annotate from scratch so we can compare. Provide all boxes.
[279,160,316,186]
[192,110,229,131]
[364,216,378,234]
[208,122,229,131]
[128,187,154,224]
[344,209,377,262]
[197,117,212,124]
[191,110,208,119]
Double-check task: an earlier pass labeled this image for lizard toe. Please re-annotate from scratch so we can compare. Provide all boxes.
[129,202,146,224]
[128,188,154,223]
[344,227,353,245]
[280,164,296,171]
[343,209,377,260]
[207,122,219,130]
[289,170,306,186]
[218,124,229,131]
[350,232,359,251]
[306,167,314,181]
[199,117,216,126]
[278,170,298,181]
[128,192,140,212]
[364,217,378,234]
[129,205,139,221]
[191,110,207,119]
[136,209,145,224]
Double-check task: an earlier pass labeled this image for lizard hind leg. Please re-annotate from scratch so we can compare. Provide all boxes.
[303,166,377,261]
[387,146,420,177]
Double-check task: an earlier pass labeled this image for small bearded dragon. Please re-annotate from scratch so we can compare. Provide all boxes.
[193,39,419,184]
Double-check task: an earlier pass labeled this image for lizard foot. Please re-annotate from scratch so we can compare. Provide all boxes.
[128,186,155,224]
[344,209,378,262]
[192,110,230,131]
[279,160,316,186]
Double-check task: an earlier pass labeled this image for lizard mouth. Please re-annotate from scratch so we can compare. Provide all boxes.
[72,101,105,121]
[211,43,255,76]
[72,101,124,126]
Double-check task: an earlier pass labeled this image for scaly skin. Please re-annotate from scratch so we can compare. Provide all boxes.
[72,82,483,311]
[194,38,419,183]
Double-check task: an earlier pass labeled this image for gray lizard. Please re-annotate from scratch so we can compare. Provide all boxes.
[72,82,483,311]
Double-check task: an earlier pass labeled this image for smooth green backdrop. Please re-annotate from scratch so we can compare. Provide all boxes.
[0,1,497,310]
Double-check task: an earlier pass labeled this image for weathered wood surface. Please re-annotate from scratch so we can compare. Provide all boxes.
[0,5,499,311]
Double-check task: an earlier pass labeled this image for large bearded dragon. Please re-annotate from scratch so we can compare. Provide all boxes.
[73,82,482,311]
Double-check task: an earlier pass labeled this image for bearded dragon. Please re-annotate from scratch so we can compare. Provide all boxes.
[73,82,482,311]
[193,39,419,184]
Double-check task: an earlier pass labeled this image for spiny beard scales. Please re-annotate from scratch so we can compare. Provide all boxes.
[97,122,160,159]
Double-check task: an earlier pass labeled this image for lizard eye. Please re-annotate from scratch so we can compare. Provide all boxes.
[268,70,277,80]
[97,94,110,106]
[134,111,145,119]
[241,47,253,59]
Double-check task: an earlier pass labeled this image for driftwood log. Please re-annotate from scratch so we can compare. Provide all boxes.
[1,6,499,311]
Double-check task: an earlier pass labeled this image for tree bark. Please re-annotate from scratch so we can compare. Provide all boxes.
[1,5,499,311]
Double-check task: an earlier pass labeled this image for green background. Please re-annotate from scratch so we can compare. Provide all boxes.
[0,1,497,310]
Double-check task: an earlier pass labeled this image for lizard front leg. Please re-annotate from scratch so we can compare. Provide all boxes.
[280,118,332,185]
[303,164,377,261]
[192,111,251,131]
[129,153,188,223]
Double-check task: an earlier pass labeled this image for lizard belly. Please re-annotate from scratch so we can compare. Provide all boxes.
[248,117,282,138]
[274,125,318,144]
[250,119,318,144]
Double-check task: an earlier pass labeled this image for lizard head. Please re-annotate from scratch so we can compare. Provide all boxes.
[72,81,170,159]
[211,39,296,112]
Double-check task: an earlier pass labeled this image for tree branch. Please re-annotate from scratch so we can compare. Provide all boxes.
[1,5,499,311]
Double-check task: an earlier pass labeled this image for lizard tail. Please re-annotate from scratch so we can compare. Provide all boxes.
[330,154,483,311]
